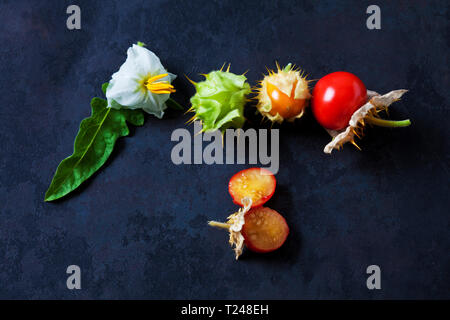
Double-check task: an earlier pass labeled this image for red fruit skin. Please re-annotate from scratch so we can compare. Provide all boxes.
[241,207,289,253]
[311,71,367,131]
[244,228,289,253]
[228,168,276,208]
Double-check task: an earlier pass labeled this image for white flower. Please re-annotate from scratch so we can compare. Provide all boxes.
[106,43,176,118]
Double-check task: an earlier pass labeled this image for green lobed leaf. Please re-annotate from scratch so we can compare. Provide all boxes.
[45,88,144,201]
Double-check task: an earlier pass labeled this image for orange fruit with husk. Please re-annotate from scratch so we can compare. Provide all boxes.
[256,63,311,123]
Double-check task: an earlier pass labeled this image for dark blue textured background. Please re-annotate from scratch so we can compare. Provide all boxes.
[0,0,448,299]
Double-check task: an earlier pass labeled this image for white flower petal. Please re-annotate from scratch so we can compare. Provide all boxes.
[107,99,123,109]
[127,44,165,77]
[139,92,168,118]
[111,56,139,80]
[106,76,144,108]
[168,72,177,82]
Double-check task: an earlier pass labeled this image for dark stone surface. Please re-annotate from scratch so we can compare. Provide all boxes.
[0,0,448,299]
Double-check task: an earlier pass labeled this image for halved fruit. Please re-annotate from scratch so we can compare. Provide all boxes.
[228,168,276,207]
[241,206,289,253]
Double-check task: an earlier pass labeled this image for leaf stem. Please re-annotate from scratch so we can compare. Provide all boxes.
[167,98,184,111]
[365,115,411,128]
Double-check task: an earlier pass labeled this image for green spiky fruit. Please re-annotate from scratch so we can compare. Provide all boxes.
[188,68,251,132]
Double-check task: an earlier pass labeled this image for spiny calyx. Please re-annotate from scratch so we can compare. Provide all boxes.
[187,64,251,133]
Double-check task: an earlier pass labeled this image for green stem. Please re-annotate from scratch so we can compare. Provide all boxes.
[365,115,411,128]
[166,98,184,111]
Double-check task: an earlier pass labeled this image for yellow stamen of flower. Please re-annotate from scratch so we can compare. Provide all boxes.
[145,73,176,94]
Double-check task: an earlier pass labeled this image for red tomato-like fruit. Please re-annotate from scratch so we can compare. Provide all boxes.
[228,168,276,208]
[311,71,368,130]
[242,206,289,253]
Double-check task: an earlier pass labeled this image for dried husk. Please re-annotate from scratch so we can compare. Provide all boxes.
[208,198,252,260]
[324,89,408,154]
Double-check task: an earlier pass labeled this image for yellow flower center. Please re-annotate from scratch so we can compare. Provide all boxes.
[144,73,176,94]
